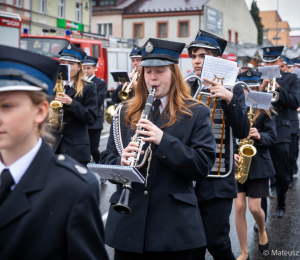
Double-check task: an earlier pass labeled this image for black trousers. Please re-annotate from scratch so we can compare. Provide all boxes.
[88,129,102,163]
[270,142,290,208]
[190,198,235,260]
[289,134,298,181]
[114,249,191,260]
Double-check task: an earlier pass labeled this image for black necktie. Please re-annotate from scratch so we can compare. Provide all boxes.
[152,99,161,124]
[0,169,15,206]
[64,84,70,94]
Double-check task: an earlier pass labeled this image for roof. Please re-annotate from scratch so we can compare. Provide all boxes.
[125,0,208,13]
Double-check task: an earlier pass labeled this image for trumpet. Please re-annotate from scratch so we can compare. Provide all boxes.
[118,67,138,101]
[266,77,279,103]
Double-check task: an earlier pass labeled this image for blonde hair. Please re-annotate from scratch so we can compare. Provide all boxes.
[124,64,200,129]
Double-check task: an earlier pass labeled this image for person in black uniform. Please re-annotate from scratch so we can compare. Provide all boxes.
[280,56,288,72]
[234,70,277,260]
[287,58,295,73]
[260,46,299,217]
[111,46,142,103]
[53,44,98,166]
[83,56,108,163]
[187,30,250,260]
[0,45,108,260]
[100,38,216,260]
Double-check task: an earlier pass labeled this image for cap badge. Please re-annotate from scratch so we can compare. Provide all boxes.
[266,48,270,53]
[74,165,88,174]
[67,44,72,50]
[134,46,138,50]
[197,30,201,37]
[145,41,154,53]
[247,70,251,77]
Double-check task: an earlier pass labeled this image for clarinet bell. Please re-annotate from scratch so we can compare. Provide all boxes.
[112,185,132,214]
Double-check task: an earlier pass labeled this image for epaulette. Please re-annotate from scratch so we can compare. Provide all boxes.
[54,154,94,182]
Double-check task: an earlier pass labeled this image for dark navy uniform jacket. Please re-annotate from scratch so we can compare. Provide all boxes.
[234,111,277,179]
[288,78,300,134]
[189,80,250,201]
[0,140,108,260]
[53,80,98,163]
[272,70,299,143]
[111,83,134,104]
[88,76,107,130]
[100,101,216,253]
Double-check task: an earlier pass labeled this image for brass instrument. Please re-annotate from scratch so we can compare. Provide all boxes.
[266,77,279,103]
[235,106,257,184]
[49,73,64,129]
[113,86,157,214]
[118,67,138,101]
[105,104,116,124]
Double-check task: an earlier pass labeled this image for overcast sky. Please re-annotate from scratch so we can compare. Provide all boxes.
[244,0,300,36]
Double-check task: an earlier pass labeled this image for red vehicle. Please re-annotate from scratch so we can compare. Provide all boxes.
[0,11,22,48]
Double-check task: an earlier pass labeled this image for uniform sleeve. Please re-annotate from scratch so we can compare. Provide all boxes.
[66,179,109,260]
[97,80,107,108]
[66,84,98,126]
[153,106,216,181]
[277,74,299,110]
[255,113,277,147]
[221,84,250,139]
[111,83,123,104]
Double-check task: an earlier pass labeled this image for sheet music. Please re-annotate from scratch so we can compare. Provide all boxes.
[200,55,238,88]
[110,70,131,83]
[246,91,273,110]
[258,65,281,79]
[294,67,300,79]
[87,164,145,184]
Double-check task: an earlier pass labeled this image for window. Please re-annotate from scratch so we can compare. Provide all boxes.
[92,45,100,58]
[58,0,64,18]
[92,1,96,6]
[98,23,112,36]
[39,0,46,14]
[157,22,168,38]
[15,0,22,7]
[235,31,238,44]
[75,3,82,23]
[178,20,190,37]
[133,23,144,39]
[228,30,232,42]
[100,0,114,6]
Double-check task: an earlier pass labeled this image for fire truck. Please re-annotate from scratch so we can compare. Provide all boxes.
[0,11,22,48]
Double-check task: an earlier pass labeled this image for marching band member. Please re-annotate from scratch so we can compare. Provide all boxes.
[111,46,142,103]
[100,38,216,260]
[260,46,299,217]
[287,58,295,73]
[187,30,250,260]
[53,44,98,166]
[83,56,108,163]
[234,70,277,260]
[0,45,108,260]
[280,56,288,72]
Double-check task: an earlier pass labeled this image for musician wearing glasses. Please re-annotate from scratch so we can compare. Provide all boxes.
[234,70,277,260]
[187,30,250,260]
[260,46,299,218]
[100,38,216,260]
[52,44,98,166]
[0,45,108,260]
[111,46,142,103]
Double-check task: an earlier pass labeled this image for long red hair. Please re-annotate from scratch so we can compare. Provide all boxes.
[124,64,200,129]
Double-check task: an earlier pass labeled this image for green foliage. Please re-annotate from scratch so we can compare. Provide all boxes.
[250,0,264,45]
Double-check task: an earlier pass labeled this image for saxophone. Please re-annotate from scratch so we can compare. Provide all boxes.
[49,73,64,129]
[112,86,157,214]
[235,107,257,184]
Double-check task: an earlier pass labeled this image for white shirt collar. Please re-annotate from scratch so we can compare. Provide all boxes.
[88,75,95,81]
[64,81,74,88]
[0,138,42,190]
[154,95,168,114]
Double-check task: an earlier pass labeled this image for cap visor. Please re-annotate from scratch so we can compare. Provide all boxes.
[130,55,142,58]
[0,85,42,92]
[140,59,174,67]
[263,55,281,62]
[60,56,81,62]
[82,62,96,66]
[188,43,218,50]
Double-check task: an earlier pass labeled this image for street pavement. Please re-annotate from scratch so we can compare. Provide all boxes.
[98,125,300,259]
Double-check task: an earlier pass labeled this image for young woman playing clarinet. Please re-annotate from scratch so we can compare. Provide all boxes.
[53,44,98,166]
[0,45,108,260]
[234,69,277,260]
[100,38,216,260]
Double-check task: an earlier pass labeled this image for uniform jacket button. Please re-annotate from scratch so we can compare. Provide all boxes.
[61,135,63,138]
[232,104,236,108]
[144,191,148,195]
[162,156,166,159]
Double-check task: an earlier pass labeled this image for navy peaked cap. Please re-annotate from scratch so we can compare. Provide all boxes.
[281,55,288,64]
[237,69,262,86]
[82,56,98,66]
[0,45,59,95]
[262,46,284,62]
[294,57,300,65]
[188,30,227,56]
[139,38,185,66]
[59,44,86,62]
[287,58,295,66]
[129,46,142,58]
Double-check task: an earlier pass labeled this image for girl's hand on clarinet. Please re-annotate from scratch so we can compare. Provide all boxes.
[121,142,144,166]
[136,119,163,145]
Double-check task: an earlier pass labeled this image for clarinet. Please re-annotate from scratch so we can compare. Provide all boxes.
[113,86,157,214]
